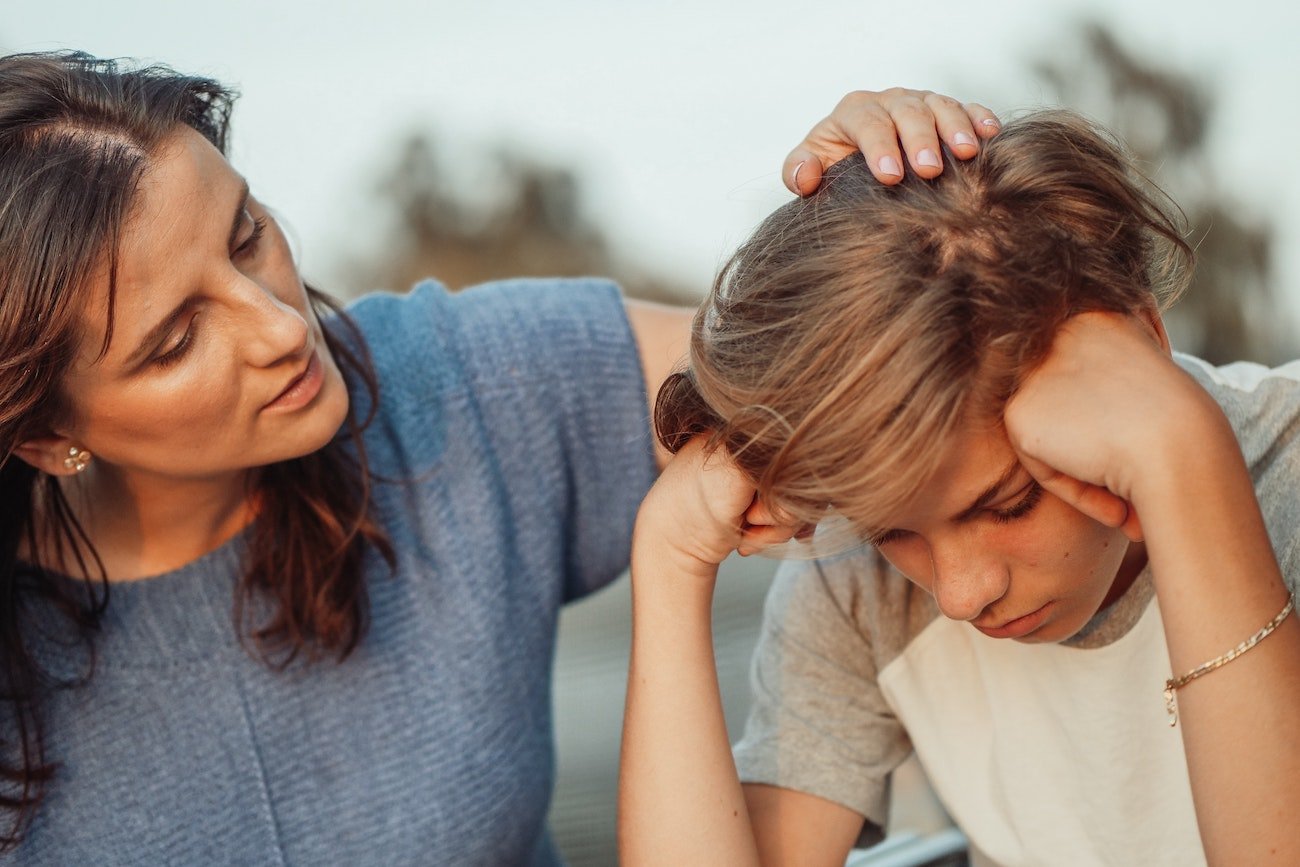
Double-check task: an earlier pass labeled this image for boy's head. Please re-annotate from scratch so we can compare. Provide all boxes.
[656,110,1191,639]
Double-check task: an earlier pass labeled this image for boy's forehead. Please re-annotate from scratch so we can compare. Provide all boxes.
[900,426,1021,521]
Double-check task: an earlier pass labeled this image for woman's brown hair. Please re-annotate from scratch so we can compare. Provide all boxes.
[656,110,1193,538]
[0,51,392,846]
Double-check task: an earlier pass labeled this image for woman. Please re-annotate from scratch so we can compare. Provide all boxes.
[620,111,1300,865]
[0,51,995,862]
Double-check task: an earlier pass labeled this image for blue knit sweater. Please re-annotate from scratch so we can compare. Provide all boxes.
[16,279,656,865]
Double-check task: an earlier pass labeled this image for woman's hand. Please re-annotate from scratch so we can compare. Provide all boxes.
[786,88,1000,195]
[634,436,804,583]
[1003,311,1225,542]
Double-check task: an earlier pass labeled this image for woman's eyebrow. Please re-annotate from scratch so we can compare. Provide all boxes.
[951,458,1024,522]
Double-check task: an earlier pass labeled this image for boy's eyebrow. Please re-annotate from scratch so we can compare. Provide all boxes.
[951,458,1024,522]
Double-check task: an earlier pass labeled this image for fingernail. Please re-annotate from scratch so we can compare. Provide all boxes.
[981,118,1000,131]
[791,160,806,192]
[917,148,941,169]
[954,132,976,148]
[878,155,903,177]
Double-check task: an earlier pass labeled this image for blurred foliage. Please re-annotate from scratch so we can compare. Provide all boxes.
[348,21,1289,366]
[343,132,689,304]
[336,22,1292,867]
[1033,22,1287,364]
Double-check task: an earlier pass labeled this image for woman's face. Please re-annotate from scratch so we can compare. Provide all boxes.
[867,422,1144,643]
[57,126,349,484]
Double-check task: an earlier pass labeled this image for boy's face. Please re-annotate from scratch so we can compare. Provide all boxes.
[868,422,1145,643]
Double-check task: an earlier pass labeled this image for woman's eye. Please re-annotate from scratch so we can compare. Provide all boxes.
[235,215,267,258]
[989,481,1044,524]
[153,319,197,369]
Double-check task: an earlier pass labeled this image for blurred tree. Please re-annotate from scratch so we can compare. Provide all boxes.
[343,130,689,304]
[1033,22,1287,364]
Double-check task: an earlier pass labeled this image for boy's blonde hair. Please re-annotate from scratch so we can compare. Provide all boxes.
[656,110,1192,535]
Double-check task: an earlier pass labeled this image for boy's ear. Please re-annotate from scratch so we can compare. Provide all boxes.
[12,435,91,477]
[1136,301,1173,356]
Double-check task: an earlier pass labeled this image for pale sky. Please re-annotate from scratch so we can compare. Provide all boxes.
[8,1,1299,325]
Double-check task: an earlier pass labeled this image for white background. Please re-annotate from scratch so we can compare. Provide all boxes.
[6,1,1298,321]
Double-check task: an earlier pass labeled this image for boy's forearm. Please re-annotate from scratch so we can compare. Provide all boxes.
[1139,406,1299,864]
[618,537,760,866]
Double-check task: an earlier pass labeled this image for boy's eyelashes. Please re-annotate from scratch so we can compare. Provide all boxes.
[867,480,1045,548]
[988,480,1044,523]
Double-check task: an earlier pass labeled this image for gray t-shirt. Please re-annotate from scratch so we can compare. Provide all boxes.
[15,279,656,865]
[733,354,1300,867]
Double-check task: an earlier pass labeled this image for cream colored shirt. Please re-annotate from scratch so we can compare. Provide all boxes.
[733,355,1300,866]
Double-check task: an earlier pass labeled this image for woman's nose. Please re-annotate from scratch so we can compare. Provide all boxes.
[235,277,310,366]
[929,540,1010,622]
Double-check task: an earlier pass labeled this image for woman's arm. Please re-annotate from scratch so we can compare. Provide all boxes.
[618,439,861,865]
[1006,312,1300,865]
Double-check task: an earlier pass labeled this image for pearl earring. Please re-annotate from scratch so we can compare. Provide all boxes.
[62,446,92,473]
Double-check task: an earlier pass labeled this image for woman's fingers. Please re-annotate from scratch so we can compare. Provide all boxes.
[963,101,1001,139]
[783,150,823,198]
[921,92,992,160]
[783,89,1000,195]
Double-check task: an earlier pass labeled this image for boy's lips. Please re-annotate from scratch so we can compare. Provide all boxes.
[973,601,1054,639]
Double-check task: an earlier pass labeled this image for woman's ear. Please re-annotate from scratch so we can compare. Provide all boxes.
[13,436,92,477]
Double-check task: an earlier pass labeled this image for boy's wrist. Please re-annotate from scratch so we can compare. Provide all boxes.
[1128,391,1244,522]
[631,526,726,593]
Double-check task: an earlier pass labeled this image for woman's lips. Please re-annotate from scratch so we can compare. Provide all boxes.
[263,350,323,411]
[974,601,1054,640]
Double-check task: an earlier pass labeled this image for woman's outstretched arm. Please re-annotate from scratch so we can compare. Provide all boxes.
[618,439,861,866]
[1006,312,1300,865]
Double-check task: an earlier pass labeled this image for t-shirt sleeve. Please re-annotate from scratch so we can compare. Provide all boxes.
[430,278,659,604]
[343,278,656,602]
[733,556,913,848]
[449,278,656,601]
[1176,356,1300,595]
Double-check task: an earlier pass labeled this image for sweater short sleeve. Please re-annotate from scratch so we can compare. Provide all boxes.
[345,278,657,602]
[733,557,914,848]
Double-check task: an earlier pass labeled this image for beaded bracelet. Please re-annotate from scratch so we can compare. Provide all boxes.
[1164,594,1295,727]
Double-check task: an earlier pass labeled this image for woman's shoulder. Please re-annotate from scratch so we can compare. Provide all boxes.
[337,277,652,524]
[341,277,632,399]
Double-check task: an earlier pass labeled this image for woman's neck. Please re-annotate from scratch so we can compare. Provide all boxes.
[49,465,257,582]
